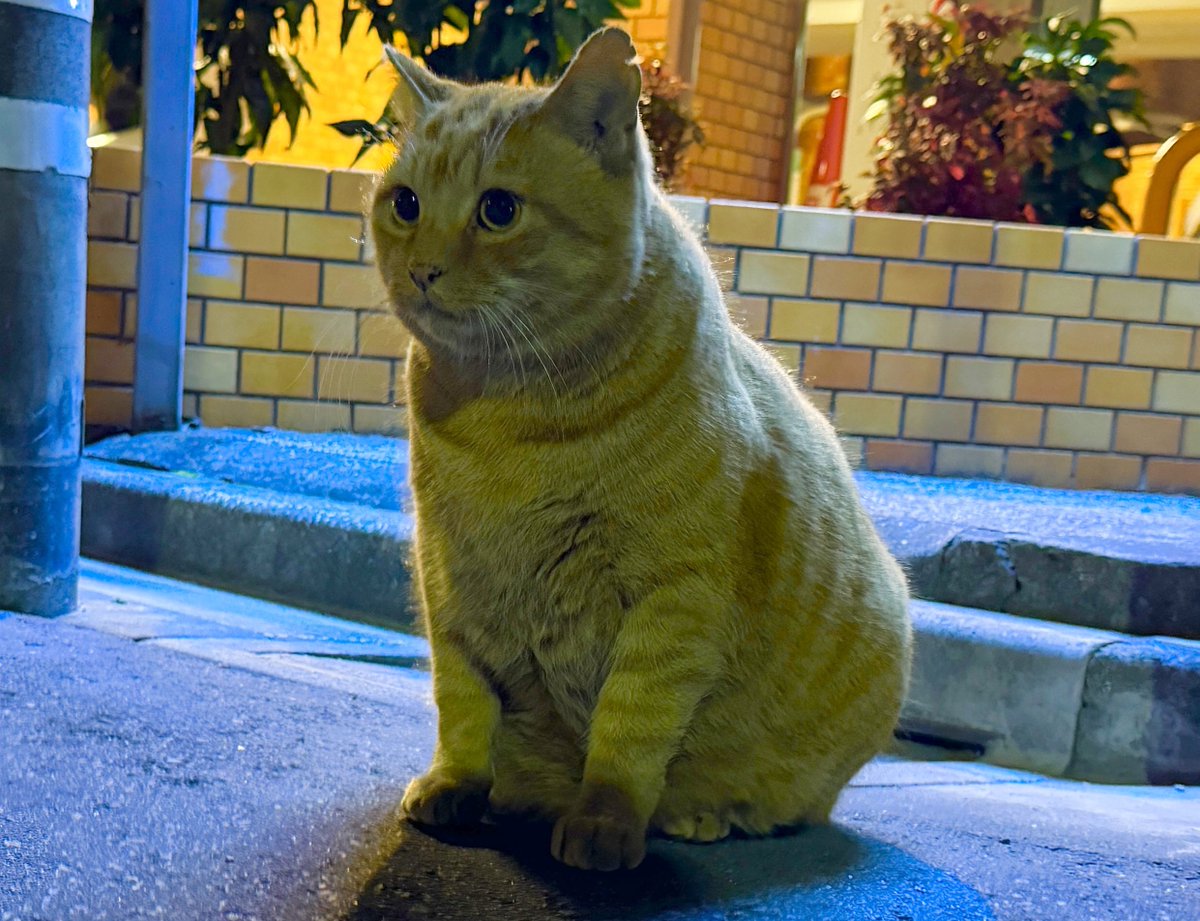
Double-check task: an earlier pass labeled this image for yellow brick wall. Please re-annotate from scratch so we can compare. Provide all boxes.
[683,0,801,202]
[86,149,1200,495]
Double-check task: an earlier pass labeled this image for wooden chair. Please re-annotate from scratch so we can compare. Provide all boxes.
[1140,122,1200,237]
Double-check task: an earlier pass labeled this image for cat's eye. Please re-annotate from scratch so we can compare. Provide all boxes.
[392,186,420,224]
[477,189,520,231]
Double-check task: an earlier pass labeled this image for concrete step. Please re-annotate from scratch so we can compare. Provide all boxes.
[85,429,1200,639]
[67,557,1200,791]
[80,437,1200,786]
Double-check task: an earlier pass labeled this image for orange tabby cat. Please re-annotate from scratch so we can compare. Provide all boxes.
[369,28,912,871]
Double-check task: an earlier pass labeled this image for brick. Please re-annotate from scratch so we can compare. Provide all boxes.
[865,439,934,475]
[186,298,203,344]
[953,267,1023,312]
[1153,371,1200,414]
[805,388,833,415]
[983,315,1053,358]
[317,356,392,403]
[88,190,128,239]
[768,298,839,343]
[833,393,902,437]
[276,400,352,433]
[241,352,315,398]
[85,336,134,385]
[1053,320,1123,363]
[738,250,810,296]
[708,245,738,286]
[1164,283,1200,326]
[354,404,407,435]
[1044,407,1114,451]
[936,444,1005,478]
[881,262,952,307]
[86,291,123,336]
[994,224,1064,270]
[1084,366,1153,410]
[204,302,280,349]
[1022,273,1094,318]
[91,146,141,192]
[766,344,800,373]
[911,309,982,353]
[1006,449,1074,489]
[183,346,238,394]
[199,395,275,428]
[944,356,1014,400]
[903,398,973,441]
[244,257,320,305]
[1137,237,1200,281]
[329,169,376,214]
[852,213,923,259]
[251,162,327,209]
[281,307,357,354]
[187,252,244,299]
[87,241,138,288]
[358,312,412,359]
[1184,419,1200,457]
[809,256,880,301]
[322,263,388,310]
[778,207,852,254]
[707,200,779,247]
[1013,361,1083,404]
[208,205,286,254]
[1063,230,1135,276]
[1076,455,1142,491]
[1124,324,1193,369]
[85,385,132,427]
[1094,277,1164,323]
[286,212,363,261]
[923,217,992,264]
[1115,413,1182,456]
[842,304,911,348]
[1145,459,1200,494]
[728,295,768,338]
[872,351,942,395]
[192,155,250,203]
[975,402,1043,446]
[803,347,871,390]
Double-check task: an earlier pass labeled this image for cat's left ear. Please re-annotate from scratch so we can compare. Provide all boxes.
[384,46,457,125]
[535,28,642,173]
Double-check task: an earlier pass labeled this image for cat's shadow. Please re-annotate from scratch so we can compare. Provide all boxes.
[343,818,995,921]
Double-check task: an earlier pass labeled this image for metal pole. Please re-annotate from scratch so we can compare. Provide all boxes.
[132,0,198,432]
[0,0,91,616]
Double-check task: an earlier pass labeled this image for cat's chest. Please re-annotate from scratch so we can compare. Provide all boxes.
[421,455,630,642]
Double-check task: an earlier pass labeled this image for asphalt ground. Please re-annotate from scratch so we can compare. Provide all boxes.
[2,563,1197,921]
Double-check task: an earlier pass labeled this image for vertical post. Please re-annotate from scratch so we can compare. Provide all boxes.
[0,0,92,616]
[132,0,199,432]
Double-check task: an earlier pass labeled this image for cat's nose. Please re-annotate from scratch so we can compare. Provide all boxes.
[409,264,444,292]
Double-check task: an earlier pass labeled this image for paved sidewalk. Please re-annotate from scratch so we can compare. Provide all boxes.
[2,563,1198,920]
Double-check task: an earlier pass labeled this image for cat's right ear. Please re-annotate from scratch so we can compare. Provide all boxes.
[384,46,456,124]
[535,28,642,174]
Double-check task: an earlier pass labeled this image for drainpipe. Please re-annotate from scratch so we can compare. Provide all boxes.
[0,0,91,616]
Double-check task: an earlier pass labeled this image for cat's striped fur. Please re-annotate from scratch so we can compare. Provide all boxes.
[369,28,912,871]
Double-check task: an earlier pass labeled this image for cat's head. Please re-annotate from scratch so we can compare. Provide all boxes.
[369,28,653,372]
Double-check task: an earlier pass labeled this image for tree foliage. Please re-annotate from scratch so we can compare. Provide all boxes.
[92,0,645,156]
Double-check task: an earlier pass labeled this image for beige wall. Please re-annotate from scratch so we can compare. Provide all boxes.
[85,149,1200,495]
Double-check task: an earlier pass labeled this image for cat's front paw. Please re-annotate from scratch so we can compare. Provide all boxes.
[402,770,491,827]
[550,783,647,871]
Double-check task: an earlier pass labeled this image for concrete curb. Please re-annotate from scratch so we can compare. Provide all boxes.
[82,458,416,629]
[81,456,1200,785]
